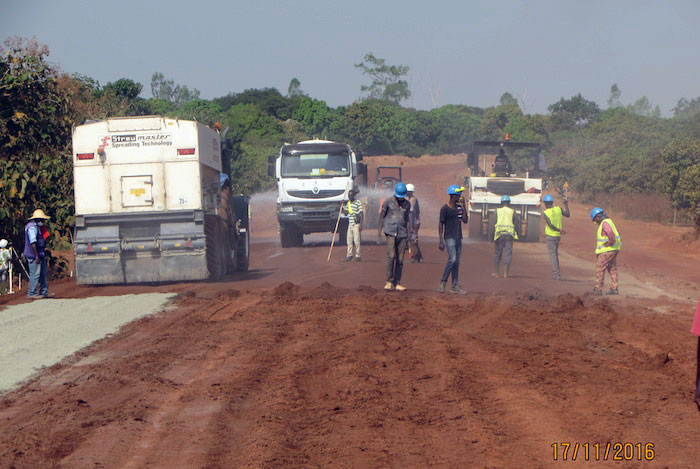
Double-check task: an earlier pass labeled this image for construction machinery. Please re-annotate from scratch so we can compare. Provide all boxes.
[362,166,402,243]
[72,116,250,284]
[268,139,364,247]
[466,138,545,242]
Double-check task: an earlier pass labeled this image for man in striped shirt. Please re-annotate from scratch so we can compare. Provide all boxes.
[341,188,363,262]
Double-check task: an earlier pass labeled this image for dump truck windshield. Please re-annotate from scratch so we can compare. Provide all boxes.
[281,152,350,178]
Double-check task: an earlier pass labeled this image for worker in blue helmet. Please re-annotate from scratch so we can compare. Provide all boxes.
[542,194,570,280]
[489,194,521,278]
[438,185,468,294]
[591,207,621,295]
[378,181,412,291]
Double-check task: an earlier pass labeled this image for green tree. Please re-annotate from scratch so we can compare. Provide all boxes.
[287,77,304,97]
[103,78,142,100]
[548,93,601,130]
[660,137,700,233]
[292,97,338,138]
[499,92,519,107]
[672,97,700,118]
[607,83,622,108]
[0,37,74,252]
[355,53,411,104]
[150,72,200,105]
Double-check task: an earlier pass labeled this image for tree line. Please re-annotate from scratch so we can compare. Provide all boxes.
[2,37,699,254]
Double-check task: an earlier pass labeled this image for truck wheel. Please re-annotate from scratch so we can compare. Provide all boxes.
[205,215,224,280]
[468,213,483,240]
[236,229,250,272]
[525,213,541,243]
[280,225,292,248]
[337,218,348,246]
[293,230,304,247]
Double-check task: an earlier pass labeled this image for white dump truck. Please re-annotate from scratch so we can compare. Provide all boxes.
[267,139,365,247]
[466,139,545,242]
[72,116,250,284]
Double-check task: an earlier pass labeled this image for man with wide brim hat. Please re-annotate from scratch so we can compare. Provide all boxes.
[24,208,54,299]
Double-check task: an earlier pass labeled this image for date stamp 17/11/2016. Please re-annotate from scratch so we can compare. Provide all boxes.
[551,442,655,462]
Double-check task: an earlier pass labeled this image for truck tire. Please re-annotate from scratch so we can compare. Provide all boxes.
[468,213,485,240]
[337,218,348,246]
[525,213,541,243]
[280,225,292,248]
[236,229,250,271]
[205,215,225,280]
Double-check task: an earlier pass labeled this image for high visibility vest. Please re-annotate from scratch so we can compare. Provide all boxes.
[347,200,355,214]
[544,206,563,237]
[595,218,621,254]
[495,206,518,240]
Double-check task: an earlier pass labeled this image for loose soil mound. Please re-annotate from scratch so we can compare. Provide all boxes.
[0,286,698,467]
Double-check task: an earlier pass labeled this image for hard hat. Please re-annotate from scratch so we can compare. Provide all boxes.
[219,173,230,188]
[447,184,464,195]
[29,209,50,220]
[590,207,604,221]
[501,195,511,203]
[405,183,415,192]
[0,239,7,248]
[543,194,554,203]
[394,182,407,198]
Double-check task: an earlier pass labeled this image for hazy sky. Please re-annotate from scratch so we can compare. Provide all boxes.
[3,0,699,115]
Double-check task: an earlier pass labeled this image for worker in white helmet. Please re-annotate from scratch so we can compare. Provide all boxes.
[405,183,423,263]
[0,239,10,295]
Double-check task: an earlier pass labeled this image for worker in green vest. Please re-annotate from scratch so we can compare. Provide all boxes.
[542,194,570,280]
[591,207,622,295]
[490,195,520,278]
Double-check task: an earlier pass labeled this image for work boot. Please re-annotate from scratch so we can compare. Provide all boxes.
[395,284,407,292]
[503,265,510,279]
[384,282,394,291]
[606,288,619,295]
[551,274,561,280]
[450,285,468,295]
[341,257,352,262]
[491,272,500,278]
[438,281,446,293]
[354,256,362,262]
[591,289,603,296]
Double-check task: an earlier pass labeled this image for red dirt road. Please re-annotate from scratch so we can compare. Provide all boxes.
[1,155,699,468]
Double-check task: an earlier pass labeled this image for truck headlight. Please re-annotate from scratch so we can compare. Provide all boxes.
[279,205,294,213]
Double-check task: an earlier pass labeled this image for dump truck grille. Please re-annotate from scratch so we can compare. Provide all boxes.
[287,189,345,199]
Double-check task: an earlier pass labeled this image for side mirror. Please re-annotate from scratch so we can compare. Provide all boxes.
[356,152,363,162]
[267,165,275,178]
[268,155,276,164]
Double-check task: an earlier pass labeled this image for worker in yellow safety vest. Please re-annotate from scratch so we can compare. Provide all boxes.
[490,195,520,278]
[542,194,570,280]
[590,207,621,295]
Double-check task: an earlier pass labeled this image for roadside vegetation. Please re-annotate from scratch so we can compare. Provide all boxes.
[2,37,700,253]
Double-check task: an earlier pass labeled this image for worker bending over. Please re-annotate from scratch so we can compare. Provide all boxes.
[491,195,520,278]
[591,207,621,295]
[542,194,570,280]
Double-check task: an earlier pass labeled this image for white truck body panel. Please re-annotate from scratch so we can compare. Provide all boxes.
[73,117,220,215]
[469,176,543,207]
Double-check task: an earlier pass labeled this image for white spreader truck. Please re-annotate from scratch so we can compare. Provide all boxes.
[466,139,545,242]
[72,116,250,284]
[267,139,365,247]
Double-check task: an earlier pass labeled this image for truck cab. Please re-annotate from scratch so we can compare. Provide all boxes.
[268,139,364,247]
